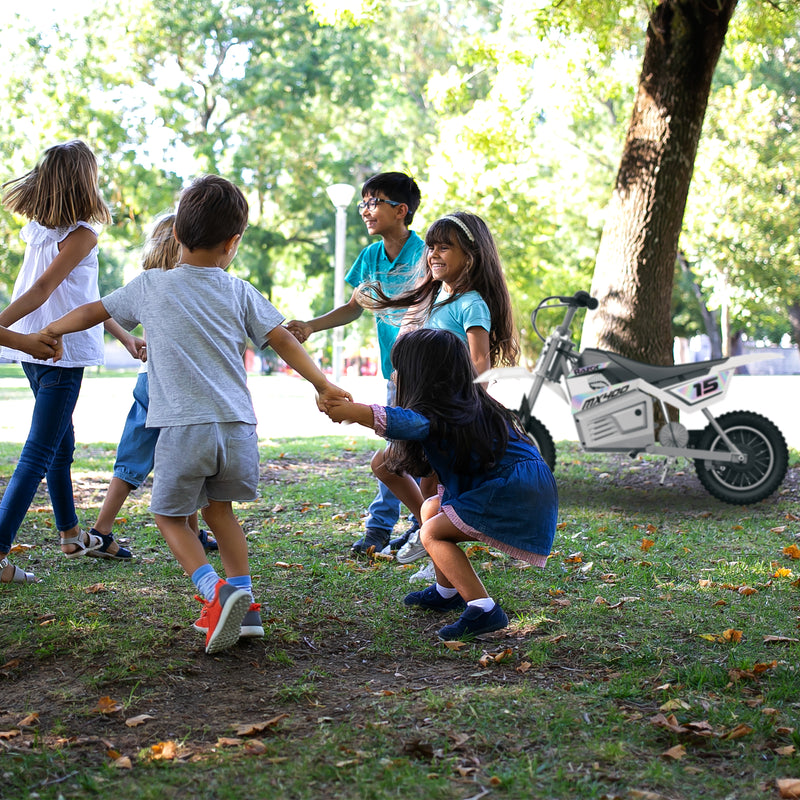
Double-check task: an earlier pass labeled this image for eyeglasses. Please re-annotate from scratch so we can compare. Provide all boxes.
[357,198,402,212]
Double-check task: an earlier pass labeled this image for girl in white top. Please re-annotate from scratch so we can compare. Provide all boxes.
[0,140,142,584]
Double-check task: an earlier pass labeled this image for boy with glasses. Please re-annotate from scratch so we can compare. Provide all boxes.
[287,172,423,556]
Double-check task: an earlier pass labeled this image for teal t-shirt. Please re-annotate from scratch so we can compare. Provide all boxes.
[346,231,424,379]
[425,288,491,342]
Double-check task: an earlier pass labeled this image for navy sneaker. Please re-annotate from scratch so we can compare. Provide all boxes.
[351,528,390,556]
[437,603,509,640]
[404,584,466,612]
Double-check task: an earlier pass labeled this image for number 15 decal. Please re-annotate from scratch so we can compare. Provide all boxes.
[693,377,720,398]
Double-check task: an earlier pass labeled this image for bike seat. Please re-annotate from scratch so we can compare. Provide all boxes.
[577,348,729,388]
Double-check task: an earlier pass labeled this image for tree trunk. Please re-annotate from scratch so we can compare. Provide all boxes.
[677,250,722,358]
[581,0,738,365]
[788,301,800,352]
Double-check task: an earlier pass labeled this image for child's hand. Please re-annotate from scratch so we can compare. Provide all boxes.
[326,399,374,428]
[123,335,146,361]
[28,330,61,361]
[286,320,312,343]
[316,382,353,413]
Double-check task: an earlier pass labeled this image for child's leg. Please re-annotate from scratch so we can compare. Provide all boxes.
[410,499,508,639]
[420,473,439,502]
[155,513,208,576]
[370,448,424,522]
[418,497,488,602]
[200,500,249,580]
[92,477,136,534]
[0,364,89,558]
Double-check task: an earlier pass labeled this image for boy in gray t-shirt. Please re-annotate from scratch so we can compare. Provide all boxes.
[45,175,351,654]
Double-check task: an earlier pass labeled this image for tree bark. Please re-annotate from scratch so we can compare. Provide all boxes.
[788,301,800,352]
[581,0,739,365]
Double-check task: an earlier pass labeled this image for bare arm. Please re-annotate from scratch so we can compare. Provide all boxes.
[0,327,60,361]
[0,226,96,327]
[43,300,111,338]
[286,289,364,343]
[265,324,352,409]
[104,318,146,360]
[325,398,375,429]
[467,326,491,383]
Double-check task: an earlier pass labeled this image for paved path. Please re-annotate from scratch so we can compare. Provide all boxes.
[0,372,798,450]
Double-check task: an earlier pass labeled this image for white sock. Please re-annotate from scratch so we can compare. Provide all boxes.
[467,597,495,612]
[435,583,458,599]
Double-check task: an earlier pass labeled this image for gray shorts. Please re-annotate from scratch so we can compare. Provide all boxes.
[150,422,259,517]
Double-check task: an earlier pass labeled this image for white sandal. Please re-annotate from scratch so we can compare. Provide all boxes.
[0,556,36,584]
[60,529,103,559]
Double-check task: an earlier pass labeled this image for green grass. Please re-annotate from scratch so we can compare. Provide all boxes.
[0,437,798,799]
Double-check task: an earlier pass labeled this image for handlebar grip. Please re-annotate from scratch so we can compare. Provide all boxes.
[574,290,598,310]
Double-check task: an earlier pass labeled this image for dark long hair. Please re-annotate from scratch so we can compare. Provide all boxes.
[359,211,519,368]
[385,328,523,477]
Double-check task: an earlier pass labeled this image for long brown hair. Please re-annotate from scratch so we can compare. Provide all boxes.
[360,211,519,367]
[385,328,522,477]
[2,140,111,228]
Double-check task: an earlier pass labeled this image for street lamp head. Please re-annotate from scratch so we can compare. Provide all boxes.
[326,183,356,209]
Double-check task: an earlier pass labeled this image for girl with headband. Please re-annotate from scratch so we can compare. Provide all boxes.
[358,211,520,576]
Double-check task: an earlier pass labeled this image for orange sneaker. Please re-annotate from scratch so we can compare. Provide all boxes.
[194,597,263,639]
[202,580,250,654]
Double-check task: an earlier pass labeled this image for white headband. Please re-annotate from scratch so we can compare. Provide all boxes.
[440,214,475,242]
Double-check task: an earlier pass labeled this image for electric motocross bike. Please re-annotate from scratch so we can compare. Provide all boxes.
[479,291,788,505]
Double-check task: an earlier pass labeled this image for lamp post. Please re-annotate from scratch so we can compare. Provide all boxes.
[326,182,356,382]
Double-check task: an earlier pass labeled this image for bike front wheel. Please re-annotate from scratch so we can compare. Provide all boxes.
[523,415,557,472]
[694,411,788,505]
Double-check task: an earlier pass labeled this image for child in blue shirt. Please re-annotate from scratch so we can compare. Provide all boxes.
[287,172,424,555]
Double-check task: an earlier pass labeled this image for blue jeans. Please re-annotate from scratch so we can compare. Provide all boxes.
[0,363,84,553]
[113,371,158,487]
[365,379,402,533]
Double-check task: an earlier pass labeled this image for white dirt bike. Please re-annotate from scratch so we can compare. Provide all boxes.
[479,291,789,505]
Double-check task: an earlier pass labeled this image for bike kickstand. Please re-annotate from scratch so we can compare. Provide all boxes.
[659,458,676,486]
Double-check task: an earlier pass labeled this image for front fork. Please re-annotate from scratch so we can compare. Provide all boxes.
[520,334,574,423]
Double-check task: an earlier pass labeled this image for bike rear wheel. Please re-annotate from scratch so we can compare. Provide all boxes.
[694,411,788,504]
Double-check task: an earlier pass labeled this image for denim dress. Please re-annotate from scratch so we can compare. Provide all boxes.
[372,405,559,567]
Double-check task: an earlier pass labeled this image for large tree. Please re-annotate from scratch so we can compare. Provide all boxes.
[579,0,738,363]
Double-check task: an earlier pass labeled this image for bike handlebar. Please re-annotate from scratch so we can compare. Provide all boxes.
[553,291,598,310]
[530,290,598,342]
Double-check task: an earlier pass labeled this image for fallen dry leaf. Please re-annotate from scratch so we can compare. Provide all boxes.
[775,746,797,757]
[764,635,800,644]
[441,640,469,651]
[777,778,800,798]
[125,714,154,728]
[641,538,655,551]
[84,583,108,594]
[234,714,289,736]
[783,545,800,560]
[113,755,133,769]
[148,741,178,760]
[661,744,687,760]
[721,723,753,740]
[17,712,39,728]
[93,696,123,714]
[722,629,743,643]
[0,730,21,740]
[659,699,690,712]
